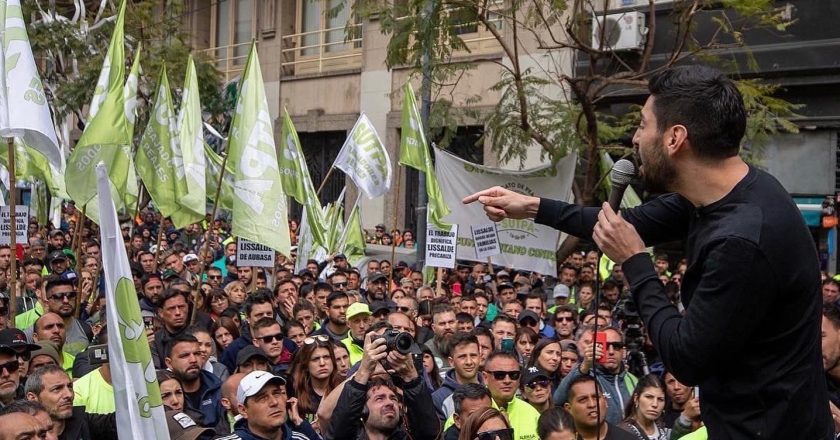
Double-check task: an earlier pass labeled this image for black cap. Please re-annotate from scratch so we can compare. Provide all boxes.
[334,253,347,261]
[497,282,514,290]
[522,365,551,385]
[47,250,67,263]
[367,271,387,283]
[0,328,39,353]
[517,310,540,325]
[236,346,270,367]
[370,301,392,315]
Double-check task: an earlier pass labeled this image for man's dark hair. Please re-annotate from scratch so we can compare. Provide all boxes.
[243,290,274,318]
[566,374,601,403]
[160,288,188,307]
[452,383,491,415]
[472,326,494,346]
[0,399,47,416]
[220,307,240,319]
[431,304,453,319]
[648,65,746,159]
[141,273,163,287]
[43,274,75,295]
[538,407,576,439]
[252,317,280,334]
[560,263,578,274]
[485,350,518,366]
[447,332,478,355]
[314,282,333,295]
[165,333,199,358]
[554,305,579,321]
[602,280,620,292]
[455,312,474,325]
[326,291,348,307]
[491,314,517,329]
[824,278,840,290]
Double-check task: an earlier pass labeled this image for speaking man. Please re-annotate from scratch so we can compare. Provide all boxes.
[464,65,831,439]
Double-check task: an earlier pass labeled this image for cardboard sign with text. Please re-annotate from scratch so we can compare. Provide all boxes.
[425,224,458,268]
[471,223,501,259]
[236,238,275,268]
[0,206,28,245]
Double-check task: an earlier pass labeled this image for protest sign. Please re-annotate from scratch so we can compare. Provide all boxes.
[425,224,458,269]
[0,206,28,245]
[471,224,501,259]
[236,238,275,268]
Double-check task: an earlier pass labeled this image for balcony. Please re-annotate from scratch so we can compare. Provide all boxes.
[197,41,254,83]
[281,23,363,77]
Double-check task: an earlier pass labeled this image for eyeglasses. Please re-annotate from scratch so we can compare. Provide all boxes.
[475,428,514,440]
[526,379,551,390]
[48,291,76,302]
[605,342,625,350]
[0,359,20,374]
[304,335,329,345]
[555,316,574,323]
[332,282,348,288]
[258,333,283,344]
[208,275,222,280]
[395,306,412,313]
[486,370,521,381]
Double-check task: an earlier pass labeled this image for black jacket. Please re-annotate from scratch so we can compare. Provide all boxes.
[59,406,117,440]
[327,375,441,440]
[535,166,832,440]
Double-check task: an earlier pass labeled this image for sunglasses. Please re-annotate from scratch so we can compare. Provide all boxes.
[395,306,411,313]
[258,333,283,344]
[0,359,20,374]
[332,282,348,287]
[48,291,77,302]
[555,316,574,323]
[304,335,330,345]
[526,379,551,390]
[605,342,625,350]
[486,370,521,381]
[208,275,222,280]
[475,428,514,440]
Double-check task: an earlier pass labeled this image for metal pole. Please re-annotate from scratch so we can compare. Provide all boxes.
[416,0,436,272]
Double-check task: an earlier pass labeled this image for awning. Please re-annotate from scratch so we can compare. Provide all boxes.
[794,197,825,227]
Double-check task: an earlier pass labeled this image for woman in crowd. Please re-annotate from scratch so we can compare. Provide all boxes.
[187,326,229,382]
[458,407,513,440]
[286,336,343,422]
[528,339,564,391]
[521,367,553,413]
[284,320,307,347]
[577,283,595,311]
[208,288,230,321]
[515,327,538,365]
[157,370,186,411]
[224,281,247,309]
[331,341,351,377]
[617,374,671,440]
[537,407,576,440]
[211,317,240,354]
[421,345,443,390]
[293,301,319,335]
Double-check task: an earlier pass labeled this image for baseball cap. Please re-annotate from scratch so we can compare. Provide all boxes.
[165,410,215,440]
[237,371,286,404]
[0,328,39,353]
[29,341,62,365]
[47,250,67,263]
[553,284,571,299]
[182,253,199,263]
[375,223,386,230]
[517,310,540,325]
[497,282,514,291]
[334,253,347,261]
[346,302,371,321]
[236,346,270,367]
[496,270,510,279]
[367,271,387,283]
[522,366,551,385]
[370,301,392,316]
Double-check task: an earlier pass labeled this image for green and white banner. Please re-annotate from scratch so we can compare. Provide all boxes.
[96,162,170,439]
[435,148,576,275]
[228,42,291,255]
[0,0,63,169]
[334,113,392,199]
[174,56,206,225]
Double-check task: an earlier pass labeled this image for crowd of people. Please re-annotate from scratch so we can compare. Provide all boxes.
[0,203,733,440]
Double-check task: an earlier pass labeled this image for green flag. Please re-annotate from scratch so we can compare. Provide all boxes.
[172,56,206,225]
[204,143,234,211]
[135,67,184,221]
[278,109,326,247]
[339,195,366,264]
[31,181,47,225]
[65,0,131,208]
[228,42,291,255]
[0,139,63,198]
[399,83,451,230]
[122,46,142,212]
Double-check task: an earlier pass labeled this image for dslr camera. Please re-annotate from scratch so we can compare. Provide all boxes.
[375,329,414,355]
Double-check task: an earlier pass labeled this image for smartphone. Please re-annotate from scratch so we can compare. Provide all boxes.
[595,331,608,364]
[143,316,155,330]
[501,338,515,353]
[88,344,109,366]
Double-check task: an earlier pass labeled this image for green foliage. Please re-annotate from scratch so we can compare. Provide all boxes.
[737,79,803,165]
[25,1,225,138]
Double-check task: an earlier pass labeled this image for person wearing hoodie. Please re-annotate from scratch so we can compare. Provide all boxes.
[216,371,318,440]
[138,273,165,315]
[553,326,638,425]
[165,333,224,429]
[431,332,481,422]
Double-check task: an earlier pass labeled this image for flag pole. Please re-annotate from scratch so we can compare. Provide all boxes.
[7,139,17,328]
[387,166,403,291]
[154,214,165,264]
[315,166,336,197]
[200,149,229,264]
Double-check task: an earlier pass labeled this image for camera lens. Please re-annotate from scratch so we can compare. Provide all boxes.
[393,332,413,355]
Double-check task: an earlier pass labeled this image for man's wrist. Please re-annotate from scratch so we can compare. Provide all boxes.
[677,414,692,428]
[526,196,541,218]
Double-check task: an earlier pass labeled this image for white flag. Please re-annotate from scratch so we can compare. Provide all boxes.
[0,0,63,169]
[333,113,392,198]
[96,163,170,440]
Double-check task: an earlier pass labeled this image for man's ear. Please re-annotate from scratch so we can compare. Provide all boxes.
[453,412,461,429]
[220,397,231,411]
[666,124,689,156]
[164,356,173,370]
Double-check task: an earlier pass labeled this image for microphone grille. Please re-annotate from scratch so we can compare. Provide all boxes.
[610,159,636,186]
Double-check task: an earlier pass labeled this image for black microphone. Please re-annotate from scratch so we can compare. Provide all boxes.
[608,159,636,212]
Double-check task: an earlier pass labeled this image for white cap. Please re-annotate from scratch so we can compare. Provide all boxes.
[236,371,286,404]
[553,284,570,298]
[182,253,199,263]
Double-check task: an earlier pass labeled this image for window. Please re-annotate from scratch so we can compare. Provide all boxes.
[212,0,255,65]
[298,0,359,56]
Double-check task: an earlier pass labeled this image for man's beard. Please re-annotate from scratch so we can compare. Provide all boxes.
[639,136,677,194]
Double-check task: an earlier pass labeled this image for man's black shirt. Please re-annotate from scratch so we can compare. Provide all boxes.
[536,166,832,439]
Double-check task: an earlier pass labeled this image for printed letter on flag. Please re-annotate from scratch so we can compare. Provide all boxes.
[96,163,170,440]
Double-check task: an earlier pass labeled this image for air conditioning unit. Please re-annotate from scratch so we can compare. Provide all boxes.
[591,12,646,51]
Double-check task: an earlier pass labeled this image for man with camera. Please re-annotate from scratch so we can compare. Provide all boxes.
[326,331,440,440]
